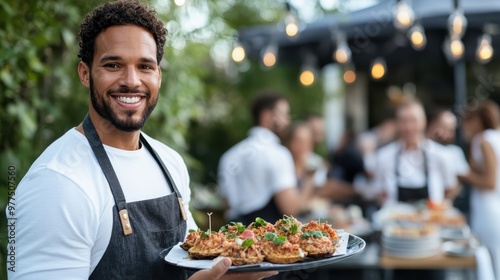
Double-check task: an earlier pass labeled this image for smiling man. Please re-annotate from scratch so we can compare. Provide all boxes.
[8,1,276,279]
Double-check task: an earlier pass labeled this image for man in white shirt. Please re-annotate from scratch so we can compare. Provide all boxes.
[218,93,314,224]
[8,2,276,280]
[426,108,469,199]
[374,101,457,204]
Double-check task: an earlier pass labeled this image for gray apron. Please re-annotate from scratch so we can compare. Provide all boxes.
[82,115,187,280]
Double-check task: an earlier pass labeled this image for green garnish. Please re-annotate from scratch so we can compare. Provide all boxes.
[241,238,254,248]
[264,232,277,241]
[235,222,246,233]
[274,235,287,245]
[189,228,201,233]
[277,216,299,234]
[201,230,214,238]
[300,231,324,239]
[220,222,246,233]
[225,233,237,239]
[254,217,267,228]
[263,232,287,245]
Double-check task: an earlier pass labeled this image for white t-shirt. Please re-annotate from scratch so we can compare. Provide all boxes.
[445,144,469,176]
[374,139,457,204]
[8,129,197,279]
[218,127,296,219]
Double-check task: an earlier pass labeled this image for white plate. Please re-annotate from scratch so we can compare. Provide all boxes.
[164,232,365,272]
[384,248,440,259]
[442,241,476,257]
[440,226,470,240]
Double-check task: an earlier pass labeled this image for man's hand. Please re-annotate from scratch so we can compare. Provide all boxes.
[188,257,278,280]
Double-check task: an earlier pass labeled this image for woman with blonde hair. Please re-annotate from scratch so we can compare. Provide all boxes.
[459,99,500,277]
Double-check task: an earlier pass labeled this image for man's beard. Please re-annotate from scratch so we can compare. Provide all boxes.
[89,75,157,132]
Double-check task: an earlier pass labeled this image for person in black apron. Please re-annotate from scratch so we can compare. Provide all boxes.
[395,147,429,203]
[82,115,187,279]
[393,146,445,280]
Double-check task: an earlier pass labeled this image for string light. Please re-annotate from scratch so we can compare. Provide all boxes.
[334,42,351,64]
[343,64,356,84]
[261,44,278,68]
[370,58,387,80]
[448,9,468,38]
[393,1,415,31]
[447,35,465,60]
[408,23,427,51]
[174,0,186,7]
[300,68,315,86]
[285,15,299,37]
[231,43,246,63]
[284,2,300,37]
[476,33,494,64]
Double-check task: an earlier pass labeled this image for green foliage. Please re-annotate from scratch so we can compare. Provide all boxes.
[0,1,324,278]
[1,1,102,277]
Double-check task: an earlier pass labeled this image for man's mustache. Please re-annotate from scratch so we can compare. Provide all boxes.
[108,87,150,96]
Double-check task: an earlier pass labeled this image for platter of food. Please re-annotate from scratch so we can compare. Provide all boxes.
[164,216,365,272]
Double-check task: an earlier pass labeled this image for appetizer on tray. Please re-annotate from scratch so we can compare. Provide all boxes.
[220,230,265,265]
[188,230,226,259]
[262,232,306,264]
[274,215,303,244]
[182,215,342,266]
[180,228,201,251]
[247,217,276,242]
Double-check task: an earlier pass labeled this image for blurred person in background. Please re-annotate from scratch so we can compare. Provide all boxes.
[374,100,457,204]
[305,113,325,151]
[357,111,397,160]
[459,100,500,277]
[282,122,319,191]
[304,114,329,180]
[283,121,358,204]
[352,113,397,211]
[330,119,365,184]
[218,92,314,225]
[426,108,469,200]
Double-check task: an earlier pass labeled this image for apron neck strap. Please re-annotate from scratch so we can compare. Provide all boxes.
[83,114,133,235]
[395,145,429,185]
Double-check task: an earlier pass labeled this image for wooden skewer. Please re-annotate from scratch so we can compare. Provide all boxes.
[207,212,213,233]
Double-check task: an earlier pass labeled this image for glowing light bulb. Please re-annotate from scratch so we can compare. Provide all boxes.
[261,45,278,68]
[476,33,494,64]
[408,24,427,50]
[343,69,356,84]
[370,58,386,80]
[300,69,315,86]
[231,43,246,63]
[394,1,415,31]
[448,9,468,38]
[449,36,464,59]
[334,43,351,64]
[285,14,299,37]
[174,0,186,6]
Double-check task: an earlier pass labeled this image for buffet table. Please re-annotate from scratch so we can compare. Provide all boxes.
[380,250,475,269]
[321,243,476,280]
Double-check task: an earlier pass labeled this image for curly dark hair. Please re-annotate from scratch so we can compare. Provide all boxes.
[78,0,167,66]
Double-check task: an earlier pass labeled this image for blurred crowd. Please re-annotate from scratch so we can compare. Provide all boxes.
[217,92,500,276]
